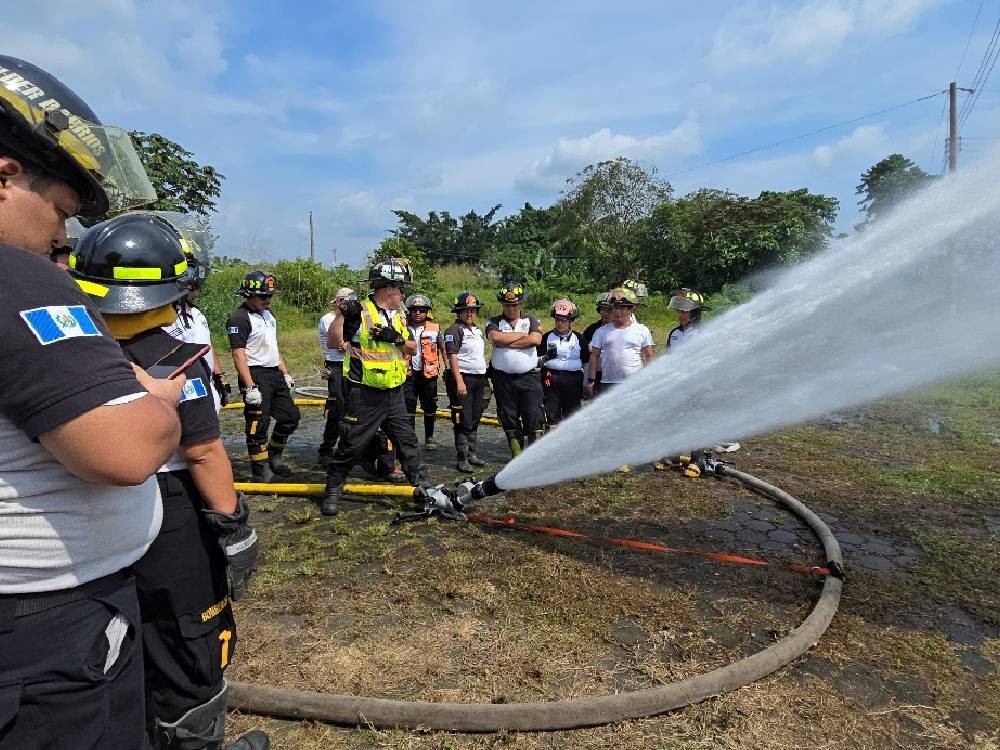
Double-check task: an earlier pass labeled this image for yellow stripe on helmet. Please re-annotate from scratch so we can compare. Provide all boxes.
[113,266,162,280]
[74,278,109,297]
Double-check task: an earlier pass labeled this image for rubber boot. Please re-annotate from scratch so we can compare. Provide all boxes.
[455,433,473,473]
[250,459,273,484]
[467,431,487,466]
[504,429,522,458]
[322,475,343,516]
[423,415,437,449]
[268,440,292,477]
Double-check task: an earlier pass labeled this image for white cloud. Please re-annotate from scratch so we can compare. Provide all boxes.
[515,118,702,193]
[710,0,943,72]
[812,124,887,167]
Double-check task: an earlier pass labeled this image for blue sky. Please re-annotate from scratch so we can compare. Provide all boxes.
[10,0,999,266]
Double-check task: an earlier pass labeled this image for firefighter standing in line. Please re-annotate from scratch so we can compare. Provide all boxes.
[71,213,267,750]
[664,288,711,478]
[486,281,544,457]
[0,55,183,750]
[226,272,301,483]
[584,287,655,397]
[580,292,613,393]
[322,258,430,516]
[317,287,355,464]
[443,292,489,472]
[538,298,588,428]
[403,293,446,449]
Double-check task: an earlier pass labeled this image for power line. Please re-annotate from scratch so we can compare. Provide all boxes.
[667,91,946,179]
[958,9,1000,126]
[960,40,1000,129]
[955,0,986,78]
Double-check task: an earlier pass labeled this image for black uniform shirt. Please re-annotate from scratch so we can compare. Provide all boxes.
[0,242,144,438]
[120,329,220,448]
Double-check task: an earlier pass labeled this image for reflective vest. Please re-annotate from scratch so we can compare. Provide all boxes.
[343,299,409,389]
[407,321,440,378]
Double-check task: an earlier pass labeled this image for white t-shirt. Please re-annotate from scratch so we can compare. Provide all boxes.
[487,315,542,374]
[591,321,654,384]
[227,307,280,367]
[318,311,344,363]
[668,325,697,348]
[443,323,487,374]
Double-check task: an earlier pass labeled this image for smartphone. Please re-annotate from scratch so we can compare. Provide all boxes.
[147,343,211,380]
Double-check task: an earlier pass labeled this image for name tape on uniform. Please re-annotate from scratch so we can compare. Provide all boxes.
[20,305,100,345]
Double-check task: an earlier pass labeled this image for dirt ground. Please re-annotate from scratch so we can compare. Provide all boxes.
[222,374,1000,749]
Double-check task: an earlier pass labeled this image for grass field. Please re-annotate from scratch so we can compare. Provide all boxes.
[218,307,1000,750]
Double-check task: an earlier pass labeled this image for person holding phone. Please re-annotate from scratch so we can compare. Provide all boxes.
[227,271,301,483]
[70,213,267,750]
[0,56,187,750]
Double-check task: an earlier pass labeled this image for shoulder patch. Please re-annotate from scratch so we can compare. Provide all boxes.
[180,377,209,403]
[444,334,454,343]
[20,305,100,345]
[228,326,241,334]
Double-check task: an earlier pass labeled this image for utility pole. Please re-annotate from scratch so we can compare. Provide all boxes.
[948,82,958,174]
[308,211,315,262]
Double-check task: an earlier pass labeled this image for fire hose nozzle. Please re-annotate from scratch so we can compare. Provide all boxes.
[451,474,502,507]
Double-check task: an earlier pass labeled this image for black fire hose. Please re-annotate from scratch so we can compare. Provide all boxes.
[228,465,843,732]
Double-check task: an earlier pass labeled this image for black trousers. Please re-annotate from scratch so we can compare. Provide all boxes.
[243,365,300,457]
[0,572,148,750]
[135,471,235,735]
[445,371,486,436]
[403,371,439,439]
[491,369,543,435]
[326,383,425,485]
[541,367,583,425]
[319,360,345,456]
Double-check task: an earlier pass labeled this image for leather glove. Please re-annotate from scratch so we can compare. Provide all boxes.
[371,324,405,346]
[284,372,295,389]
[244,385,263,406]
[212,373,231,407]
[340,298,362,320]
[201,493,259,601]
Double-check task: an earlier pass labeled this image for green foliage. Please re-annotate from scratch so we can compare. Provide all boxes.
[367,237,441,295]
[129,131,223,217]
[391,205,501,265]
[856,153,935,224]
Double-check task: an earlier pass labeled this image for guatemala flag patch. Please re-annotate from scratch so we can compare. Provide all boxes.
[20,305,100,345]
[180,377,209,403]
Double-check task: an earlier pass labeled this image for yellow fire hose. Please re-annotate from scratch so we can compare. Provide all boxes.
[234,482,415,498]
[223,400,501,427]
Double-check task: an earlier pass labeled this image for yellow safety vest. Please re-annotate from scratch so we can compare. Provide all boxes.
[344,298,410,389]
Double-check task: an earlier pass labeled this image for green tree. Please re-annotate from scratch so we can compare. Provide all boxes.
[557,157,672,286]
[856,153,934,224]
[392,205,501,265]
[130,131,224,217]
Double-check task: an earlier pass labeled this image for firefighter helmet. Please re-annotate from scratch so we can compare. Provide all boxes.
[669,288,707,312]
[237,270,277,298]
[551,298,579,319]
[405,293,432,310]
[368,257,412,287]
[621,279,649,305]
[607,287,639,307]
[451,291,482,312]
[497,281,526,304]
[69,213,191,314]
[595,291,612,311]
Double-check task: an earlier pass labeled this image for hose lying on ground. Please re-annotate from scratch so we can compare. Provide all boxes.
[228,464,843,732]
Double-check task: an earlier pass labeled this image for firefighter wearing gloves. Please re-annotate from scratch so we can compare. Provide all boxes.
[444,292,489,472]
[403,293,445,448]
[317,287,355,464]
[538,298,588,427]
[486,281,544,457]
[71,213,267,750]
[0,55,184,750]
[158,212,231,409]
[227,271,300,482]
[322,258,430,516]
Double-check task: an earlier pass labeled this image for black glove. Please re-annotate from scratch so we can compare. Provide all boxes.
[543,342,558,361]
[212,373,232,407]
[371,324,405,346]
[201,493,259,601]
[340,298,363,320]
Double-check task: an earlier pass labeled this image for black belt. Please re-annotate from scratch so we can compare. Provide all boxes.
[324,360,342,367]
[1,570,128,618]
[248,365,279,371]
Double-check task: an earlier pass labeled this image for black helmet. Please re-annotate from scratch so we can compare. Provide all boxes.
[141,211,213,291]
[0,56,156,217]
[497,280,526,304]
[368,257,412,287]
[237,270,277,298]
[69,213,191,314]
[451,291,483,312]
